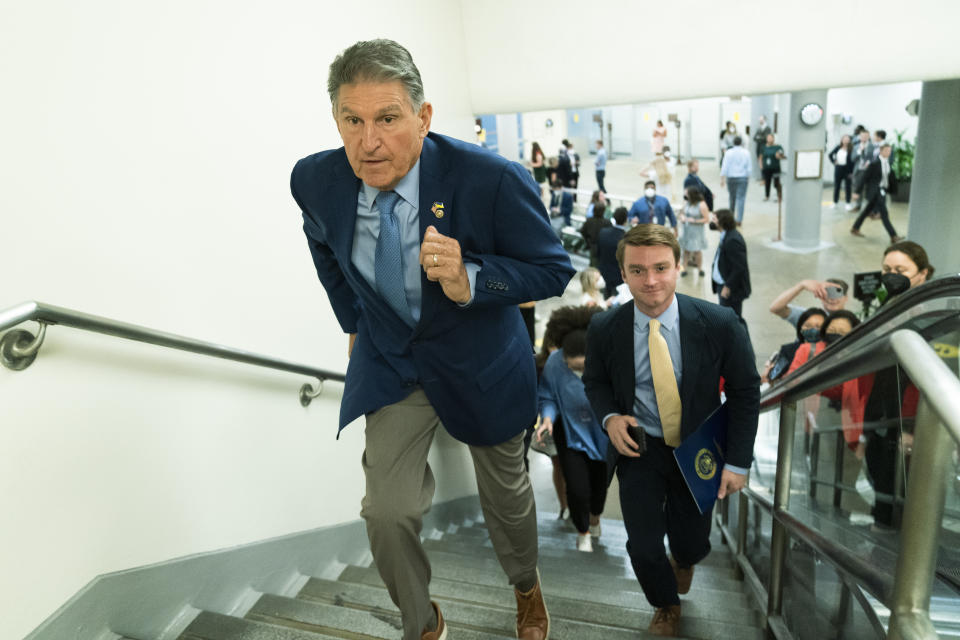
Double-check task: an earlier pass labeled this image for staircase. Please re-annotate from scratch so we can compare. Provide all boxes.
[175,512,766,640]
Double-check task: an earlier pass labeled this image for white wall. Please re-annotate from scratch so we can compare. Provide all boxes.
[461,0,960,113]
[826,82,923,149]
[0,2,478,638]
[521,110,568,161]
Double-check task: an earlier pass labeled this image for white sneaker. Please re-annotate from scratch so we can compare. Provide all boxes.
[844,203,856,212]
[589,522,601,538]
[576,532,593,552]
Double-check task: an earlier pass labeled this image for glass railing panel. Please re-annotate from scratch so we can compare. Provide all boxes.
[741,494,774,592]
[780,540,883,640]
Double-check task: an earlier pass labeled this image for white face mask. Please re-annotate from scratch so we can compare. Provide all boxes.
[645,188,656,198]
[572,370,584,379]
[596,276,606,290]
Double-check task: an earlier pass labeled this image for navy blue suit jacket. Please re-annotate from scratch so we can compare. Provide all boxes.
[292,132,574,446]
[583,294,760,468]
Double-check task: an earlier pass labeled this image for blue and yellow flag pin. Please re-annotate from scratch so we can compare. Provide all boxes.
[431,202,445,219]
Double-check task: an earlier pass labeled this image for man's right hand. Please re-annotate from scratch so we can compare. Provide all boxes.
[348,333,357,358]
[606,414,644,457]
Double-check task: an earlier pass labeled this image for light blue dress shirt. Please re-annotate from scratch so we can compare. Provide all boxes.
[595,147,607,171]
[353,160,477,323]
[720,146,752,178]
[603,295,746,474]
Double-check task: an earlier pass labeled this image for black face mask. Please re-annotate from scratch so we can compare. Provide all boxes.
[801,328,821,343]
[709,221,719,231]
[823,333,843,345]
[881,273,911,297]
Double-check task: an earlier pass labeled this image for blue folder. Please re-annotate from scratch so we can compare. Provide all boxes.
[672,403,729,515]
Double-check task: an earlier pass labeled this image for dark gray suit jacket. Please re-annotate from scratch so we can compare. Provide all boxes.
[583,294,761,468]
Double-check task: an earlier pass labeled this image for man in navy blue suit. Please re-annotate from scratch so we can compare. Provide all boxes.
[583,225,759,636]
[291,40,572,640]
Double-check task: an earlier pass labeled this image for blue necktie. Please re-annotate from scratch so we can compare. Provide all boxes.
[374,191,413,324]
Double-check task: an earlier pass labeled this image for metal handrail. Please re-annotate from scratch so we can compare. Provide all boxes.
[761,274,960,411]
[0,301,345,406]
[740,277,960,639]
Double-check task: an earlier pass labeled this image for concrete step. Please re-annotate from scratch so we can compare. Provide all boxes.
[421,539,742,595]
[417,545,748,601]
[179,610,340,639]
[330,562,761,633]
[430,532,739,578]
[459,515,729,548]
[298,577,715,640]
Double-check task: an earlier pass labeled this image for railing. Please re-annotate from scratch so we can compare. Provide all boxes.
[716,275,960,640]
[0,301,345,406]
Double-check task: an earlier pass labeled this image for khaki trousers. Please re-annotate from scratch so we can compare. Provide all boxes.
[360,389,539,640]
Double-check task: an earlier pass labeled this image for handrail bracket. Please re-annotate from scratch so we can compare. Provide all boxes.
[1,321,48,371]
[299,378,325,407]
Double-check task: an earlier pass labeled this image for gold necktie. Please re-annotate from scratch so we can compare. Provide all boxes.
[649,318,682,447]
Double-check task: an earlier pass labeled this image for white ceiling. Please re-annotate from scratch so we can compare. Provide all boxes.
[460,0,960,113]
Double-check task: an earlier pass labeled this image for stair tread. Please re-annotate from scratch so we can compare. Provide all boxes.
[454,522,734,568]
[417,543,743,594]
[299,579,744,640]
[179,610,340,639]
[319,562,761,629]
[428,534,738,575]
[255,591,667,640]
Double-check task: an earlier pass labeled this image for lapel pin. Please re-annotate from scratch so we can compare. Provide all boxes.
[431,202,445,219]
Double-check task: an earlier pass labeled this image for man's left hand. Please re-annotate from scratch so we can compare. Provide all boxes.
[721,285,731,299]
[419,226,471,304]
[717,468,746,499]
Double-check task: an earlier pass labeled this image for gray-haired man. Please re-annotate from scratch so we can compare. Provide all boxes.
[291,39,572,640]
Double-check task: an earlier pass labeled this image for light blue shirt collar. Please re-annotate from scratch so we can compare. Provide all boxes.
[633,294,679,334]
[362,159,420,211]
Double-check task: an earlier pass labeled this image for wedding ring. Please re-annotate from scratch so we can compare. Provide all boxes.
[433,254,438,266]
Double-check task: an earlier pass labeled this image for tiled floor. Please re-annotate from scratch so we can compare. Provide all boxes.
[528,153,911,524]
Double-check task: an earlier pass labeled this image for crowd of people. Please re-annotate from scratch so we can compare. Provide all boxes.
[301,39,934,640]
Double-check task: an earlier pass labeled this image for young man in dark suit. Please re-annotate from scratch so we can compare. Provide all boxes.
[595,206,629,297]
[292,39,573,640]
[850,143,903,243]
[710,209,751,318]
[583,224,760,637]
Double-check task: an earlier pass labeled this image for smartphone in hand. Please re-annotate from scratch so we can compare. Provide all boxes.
[626,425,648,456]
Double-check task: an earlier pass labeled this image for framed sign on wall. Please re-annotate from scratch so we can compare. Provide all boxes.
[794,150,823,180]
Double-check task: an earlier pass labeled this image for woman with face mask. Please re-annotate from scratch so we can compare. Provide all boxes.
[787,310,874,514]
[535,310,610,552]
[762,308,826,384]
[859,242,933,529]
[786,309,861,374]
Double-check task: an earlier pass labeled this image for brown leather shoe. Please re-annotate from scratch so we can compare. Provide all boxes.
[670,556,695,595]
[515,570,550,639]
[420,601,447,640]
[850,228,865,237]
[649,605,681,637]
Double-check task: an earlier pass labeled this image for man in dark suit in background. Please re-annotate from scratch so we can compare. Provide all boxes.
[292,39,573,640]
[710,209,751,319]
[683,159,713,212]
[583,224,760,636]
[596,206,629,297]
[580,201,611,267]
[850,143,903,244]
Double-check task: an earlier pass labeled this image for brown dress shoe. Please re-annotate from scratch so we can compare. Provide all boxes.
[649,605,682,637]
[421,601,447,640]
[850,228,865,237]
[515,571,550,639]
[670,556,695,595]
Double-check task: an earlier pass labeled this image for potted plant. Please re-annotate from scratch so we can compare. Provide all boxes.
[891,129,915,203]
